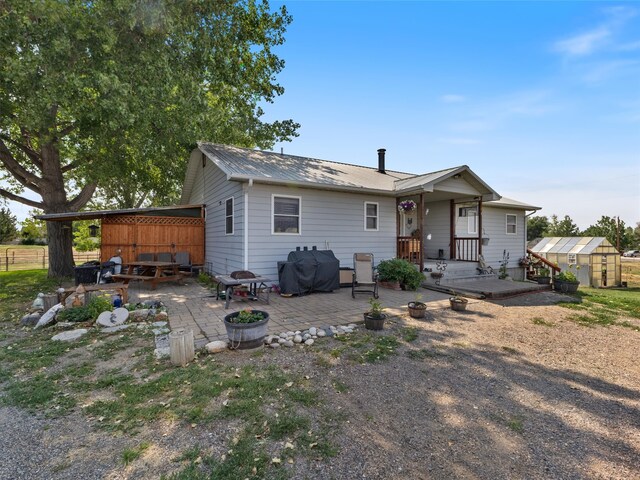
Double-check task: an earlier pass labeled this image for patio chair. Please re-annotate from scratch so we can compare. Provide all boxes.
[477,254,495,275]
[352,253,379,299]
[175,251,192,274]
[157,252,173,263]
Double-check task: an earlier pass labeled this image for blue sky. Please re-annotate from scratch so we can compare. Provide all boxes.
[4,1,639,230]
[264,1,640,229]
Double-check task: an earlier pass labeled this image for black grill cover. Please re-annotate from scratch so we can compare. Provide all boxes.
[278,250,340,295]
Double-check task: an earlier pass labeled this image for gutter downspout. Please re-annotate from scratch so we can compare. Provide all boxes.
[244,179,253,270]
[524,210,536,264]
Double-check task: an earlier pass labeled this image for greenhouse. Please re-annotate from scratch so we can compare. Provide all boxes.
[530,237,621,288]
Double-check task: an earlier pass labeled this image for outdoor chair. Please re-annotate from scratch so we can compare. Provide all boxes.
[175,251,193,274]
[477,254,495,275]
[352,253,379,299]
[157,252,173,263]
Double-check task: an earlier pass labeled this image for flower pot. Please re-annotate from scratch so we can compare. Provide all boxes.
[534,276,551,285]
[553,280,580,294]
[430,272,443,279]
[481,237,490,246]
[408,301,426,319]
[379,280,401,290]
[449,297,468,311]
[364,312,386,330]
[223,310,270,349]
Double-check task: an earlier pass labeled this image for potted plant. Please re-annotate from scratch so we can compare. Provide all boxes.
[377,258,425,290]
[364,298,386,330]
[449,292,468,312]
[408,294,427,319]
[534,267,551,285]
[553,270,580,293]
[223,308,270,349]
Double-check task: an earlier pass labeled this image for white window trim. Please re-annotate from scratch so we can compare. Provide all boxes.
[364,201,379,231]
[506,214,517,235]
[468,211,478,234]
[272,194,301,235]
[225,197,234,235]
[568,253,577,265]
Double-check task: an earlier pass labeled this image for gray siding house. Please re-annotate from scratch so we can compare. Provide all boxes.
[181,143,539,280]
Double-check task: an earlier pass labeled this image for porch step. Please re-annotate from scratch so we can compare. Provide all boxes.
[423,273,497,286]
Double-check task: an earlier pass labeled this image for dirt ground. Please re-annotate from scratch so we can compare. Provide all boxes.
[1,291,639,479]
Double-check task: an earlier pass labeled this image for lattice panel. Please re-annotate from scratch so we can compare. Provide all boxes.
[102,216,204,226]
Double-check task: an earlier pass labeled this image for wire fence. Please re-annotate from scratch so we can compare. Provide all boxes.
[2,247,100,272]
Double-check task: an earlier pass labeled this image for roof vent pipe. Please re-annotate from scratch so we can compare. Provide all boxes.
[377,148,386,174]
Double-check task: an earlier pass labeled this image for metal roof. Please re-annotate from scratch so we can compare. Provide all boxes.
[37,205,204,222]
[485,196,541,211]
[182,143,501,202]
[530,237,613,255]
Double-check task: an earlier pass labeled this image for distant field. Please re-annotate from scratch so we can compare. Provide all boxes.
[0,245,99,271]
[621,257,640,288]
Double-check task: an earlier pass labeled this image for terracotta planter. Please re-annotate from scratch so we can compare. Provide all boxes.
[408,301,426,319]
[379,280,401,291]
[449,297,468,312]
[364,312,386,330]
[223,310,270,349]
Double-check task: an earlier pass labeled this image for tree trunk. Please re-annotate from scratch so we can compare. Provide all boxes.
[46,220,75,278]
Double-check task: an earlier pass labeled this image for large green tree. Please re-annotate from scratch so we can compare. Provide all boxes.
[527,215,549,241]
[546,214,580,237]
[0,206,18,243]
[582,216,633,251]
[0,1,298,276]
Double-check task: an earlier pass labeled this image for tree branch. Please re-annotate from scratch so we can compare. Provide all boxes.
[60,159,81,173]
[57,123,76,138]
[0,188,44,209]
[68,182,98,211]
[0,133,42,170]
[0,139,42,194]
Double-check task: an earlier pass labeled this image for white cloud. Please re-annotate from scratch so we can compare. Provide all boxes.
[580,59,640,84]
[440,94,465,103]
[554,27,611,57]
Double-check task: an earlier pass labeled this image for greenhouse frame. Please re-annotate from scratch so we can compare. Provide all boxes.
[530,237,621,288]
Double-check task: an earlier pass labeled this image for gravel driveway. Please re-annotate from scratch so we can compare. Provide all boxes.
[1,291,638,479]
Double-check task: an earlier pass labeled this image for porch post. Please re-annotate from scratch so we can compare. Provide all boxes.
[395,198,400,258]
[449,199,455,260]
[418,193,424,271]
[478,198,483,257]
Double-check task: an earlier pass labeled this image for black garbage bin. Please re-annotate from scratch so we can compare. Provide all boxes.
[74,263,100,286]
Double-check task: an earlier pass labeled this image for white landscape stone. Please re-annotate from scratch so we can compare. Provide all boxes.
[151,321,168,328]
[317,330,326,337]
[293,335,303,344]
[206,340,228,353]
[35,303,64,329]
[270,342,281,348]
[304,339,314,346]
[309,327,317,336]
[97,307,129,327]
[51,329,88,342]
[283,340,294,347]
[101,324,131,333]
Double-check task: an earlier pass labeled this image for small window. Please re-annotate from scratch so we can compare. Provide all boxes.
[468,210,478,234]
[459,206,477,217]
[364,202,379,231]
[273,195,300,234]
[506,214,517,234]
[568,253,577,265]
[225,197,234,235]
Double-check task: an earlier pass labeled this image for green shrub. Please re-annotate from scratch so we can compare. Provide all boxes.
[556,271,578,283]
[87,295,113,319]
[57,306,93,323]
[376,258,425,290]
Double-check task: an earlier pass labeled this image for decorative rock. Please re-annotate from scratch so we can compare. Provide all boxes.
[21,312,41,326]
[286,331,295,337]
[309,327,317,336]
[278,338,286,344]
[293,335,303,344]
[317,329,326,337]
[130,309,151,321]
[154,347,170,359]
[101,324,131,333]
[51,329,88,342]
[152,328,170,336]
[304,339,314,346]
[295,330,301,335]
[312,335,317,339]
[283,340,294,347]
[152,321,168,328]
[205,340,228,353]
[143,300,163,308]
[324,329,334,337]
[303,333,311,340]
[270,342,281,348]
[35,303,64,329]
[348,324,358,329]
[31,293,45,311]
[97,308,129,327]
[279,333,288,339]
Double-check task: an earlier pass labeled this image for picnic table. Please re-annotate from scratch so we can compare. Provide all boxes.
[113,261,186,290]
[214,274,271,309]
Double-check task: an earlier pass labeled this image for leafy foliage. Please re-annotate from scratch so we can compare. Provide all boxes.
[0,207,18,243]
[20,214,47,245]
[556,270,578,283]
[583,216,634,250]
[546,215,580,237]
[376,258,425,290]
[526,215,549,241]
[73,221,100,252]
[227,309,265,324]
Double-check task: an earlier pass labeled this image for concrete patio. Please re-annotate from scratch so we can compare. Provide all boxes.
[127,278,452,347]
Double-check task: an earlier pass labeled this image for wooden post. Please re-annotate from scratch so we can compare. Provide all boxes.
[43,294,59,311]
[169,328,195,366]
[449,200,456,260]
[478,198,483,257]
[419,193,424,271]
